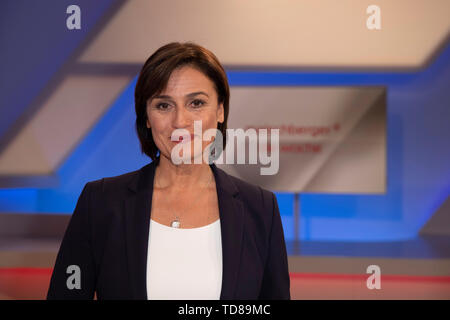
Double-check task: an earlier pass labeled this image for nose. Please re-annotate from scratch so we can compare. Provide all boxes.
[173,106,191,129]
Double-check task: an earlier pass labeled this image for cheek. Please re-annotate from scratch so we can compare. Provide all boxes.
[200,117,220,142]
[147,113,167,133]
[203,112,220,127]
[151,125,167,140]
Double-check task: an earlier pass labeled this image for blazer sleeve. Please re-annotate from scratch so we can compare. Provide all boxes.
[258,192,291,299]
[47,182,96,300]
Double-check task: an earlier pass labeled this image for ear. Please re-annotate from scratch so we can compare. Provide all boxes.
[217,102,224,124]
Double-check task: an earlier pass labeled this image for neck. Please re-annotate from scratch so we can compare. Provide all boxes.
[154,154,214,190]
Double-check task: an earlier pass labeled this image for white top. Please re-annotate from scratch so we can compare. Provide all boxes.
[146,218,223,300]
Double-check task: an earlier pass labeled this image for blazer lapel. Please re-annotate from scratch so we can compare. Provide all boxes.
[124,160,156,299]
[212,163,245,300]
[123,157,244,300]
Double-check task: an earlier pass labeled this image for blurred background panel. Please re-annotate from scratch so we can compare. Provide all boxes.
[0,0,449,299]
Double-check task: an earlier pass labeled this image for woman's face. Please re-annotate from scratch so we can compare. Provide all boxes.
[146,65,225,163]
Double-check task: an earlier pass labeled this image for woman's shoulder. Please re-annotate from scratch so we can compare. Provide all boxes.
[216,166,275,209]
[84,168,141,196]
[217,169,278,238]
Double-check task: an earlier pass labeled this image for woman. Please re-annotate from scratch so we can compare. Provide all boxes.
[47,42,290,300]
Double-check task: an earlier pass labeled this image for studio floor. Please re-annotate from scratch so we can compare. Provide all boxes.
[0,236,449,300]
[0,268,449,300]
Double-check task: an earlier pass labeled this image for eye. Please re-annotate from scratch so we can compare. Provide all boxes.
[155,102,170,110]
[190,99,205,108]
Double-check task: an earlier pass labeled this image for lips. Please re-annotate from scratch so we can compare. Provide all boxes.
[171,134,195,143]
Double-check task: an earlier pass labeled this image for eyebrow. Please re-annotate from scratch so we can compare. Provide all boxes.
[153,91,209,100]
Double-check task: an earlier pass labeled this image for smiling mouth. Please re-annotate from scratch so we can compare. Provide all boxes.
[171,134,194,143]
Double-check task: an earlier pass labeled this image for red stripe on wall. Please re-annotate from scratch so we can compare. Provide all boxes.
[289,272,450,283]
[1,268,449,283]
[0,268,53,275]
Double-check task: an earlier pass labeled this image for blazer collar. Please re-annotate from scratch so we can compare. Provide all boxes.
[124,156,244,300]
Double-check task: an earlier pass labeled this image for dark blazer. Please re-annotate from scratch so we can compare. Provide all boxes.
[47,157,290,300]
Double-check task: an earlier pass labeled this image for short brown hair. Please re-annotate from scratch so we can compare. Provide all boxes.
[134,42,230,161]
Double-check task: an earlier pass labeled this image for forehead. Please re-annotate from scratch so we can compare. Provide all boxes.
[160,66,216,96]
